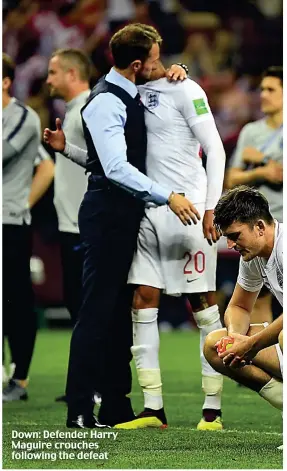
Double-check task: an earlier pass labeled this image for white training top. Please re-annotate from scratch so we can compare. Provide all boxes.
[138,77,225,209]
[54,90,90,234]
[237,221,283,307]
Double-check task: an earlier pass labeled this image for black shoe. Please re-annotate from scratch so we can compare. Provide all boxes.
[202,408,222,421]
[137,407,167,425]
[66,414,111,429]
[3,379,28,402]
[55,394,67,403]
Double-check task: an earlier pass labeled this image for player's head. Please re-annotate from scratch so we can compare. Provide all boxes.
[47,48,92,100]
[2,53,15,98]
[109,23,162,81]
[260,66,283,115]
[214,186,274,261]
[147,59,166,83]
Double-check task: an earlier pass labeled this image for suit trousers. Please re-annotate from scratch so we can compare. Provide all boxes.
[59,232,83,326]
[66,183,144,422]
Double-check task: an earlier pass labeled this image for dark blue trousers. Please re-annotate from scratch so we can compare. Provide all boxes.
[66,179,144,423]
[3,224,36,380]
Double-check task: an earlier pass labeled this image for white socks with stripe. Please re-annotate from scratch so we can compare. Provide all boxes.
[131,304,223,412]
[193,304,223,410]
[131,308,163,410]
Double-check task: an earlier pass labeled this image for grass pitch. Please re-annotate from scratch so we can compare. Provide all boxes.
[3,329,283,469]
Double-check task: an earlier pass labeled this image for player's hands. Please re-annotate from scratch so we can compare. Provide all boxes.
[242,147,264,165]
[166,64,187,82]
[168,193,201,226]
[260,160,283,184]
[43,118,66,152]
[215,335,234,354]
[203,210,221,246]
[218,333,257,369]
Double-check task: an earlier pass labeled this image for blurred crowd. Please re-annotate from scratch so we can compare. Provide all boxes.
[3,0,282,158]
[2,0,283,321]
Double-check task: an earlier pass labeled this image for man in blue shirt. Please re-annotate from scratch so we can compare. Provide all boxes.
[47,23,199,428]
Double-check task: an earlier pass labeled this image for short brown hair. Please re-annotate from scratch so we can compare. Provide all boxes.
[214,186,273,232]
[110,23,162,69]
[3,53,15,83]
[51,48,92,82]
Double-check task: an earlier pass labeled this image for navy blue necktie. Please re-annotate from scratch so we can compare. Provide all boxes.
[135,93,143,106]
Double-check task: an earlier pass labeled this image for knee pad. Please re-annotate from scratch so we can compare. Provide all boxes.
[137,368,162,392]
[193,305,220,329]
[202,374,223,395]
[132,308,158,324]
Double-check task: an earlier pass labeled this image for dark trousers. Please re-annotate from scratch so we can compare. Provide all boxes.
[59,232,83,326]
[66,184,143,423]
[2,224,37,379]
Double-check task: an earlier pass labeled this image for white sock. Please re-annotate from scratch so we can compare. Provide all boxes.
[193,305,223,410]
[131,308,163,410]
[202,390,222,410]
[259,377,283,410]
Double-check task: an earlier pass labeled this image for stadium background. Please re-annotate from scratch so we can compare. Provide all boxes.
[2,0,283,469]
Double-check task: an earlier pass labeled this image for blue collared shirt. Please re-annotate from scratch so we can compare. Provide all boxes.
[82,68,171,205]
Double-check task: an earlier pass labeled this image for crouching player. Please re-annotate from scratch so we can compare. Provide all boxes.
[204,186,283,420]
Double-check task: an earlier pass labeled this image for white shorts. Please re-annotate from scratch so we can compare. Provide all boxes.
[128,202,217,296]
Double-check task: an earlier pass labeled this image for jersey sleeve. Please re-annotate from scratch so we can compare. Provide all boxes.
[175,79,213,126]
[3,108,39,155]
[62,142,88,168]
[190,120,225,209]
[173,79,225,210]
[237,258,263,292]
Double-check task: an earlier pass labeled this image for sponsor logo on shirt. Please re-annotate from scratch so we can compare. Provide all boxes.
[146,91,160,110]
[193,98,208,116]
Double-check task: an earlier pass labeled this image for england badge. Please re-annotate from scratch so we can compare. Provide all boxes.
[146,91,160,109]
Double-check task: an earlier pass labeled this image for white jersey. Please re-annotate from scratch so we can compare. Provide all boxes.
[237,221,283,306]
[54,90,90,234]
[138,78,214,204]
[129,79,222,295]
